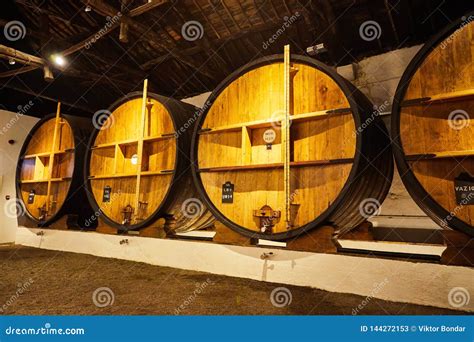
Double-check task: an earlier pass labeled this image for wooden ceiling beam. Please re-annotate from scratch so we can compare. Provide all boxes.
[0,44,46,71]
[208,1,233,35]
[0,17,120,78]
[84,0,217,79]
[0,18,143,80]
[129,0,169,17]
[0,44,139,89]
[119,0,132,43]
[221,0,241,30]
[192,0,222,39]
[83,0,169,49]
[15,0,91,34]
[235,0,253,29]
[174,5,232,75]
[140,21,282,70]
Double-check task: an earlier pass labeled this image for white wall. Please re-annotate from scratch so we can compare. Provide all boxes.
[181,91,212,108]
[0,110,39,244]
[348,46,431,222]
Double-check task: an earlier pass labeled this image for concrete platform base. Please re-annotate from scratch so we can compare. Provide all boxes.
[15,227,473,312]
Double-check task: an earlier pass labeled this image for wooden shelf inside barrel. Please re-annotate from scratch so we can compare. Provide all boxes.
[22,149,74,159]
[405,150,474,161]
[89,170,174,179]
[91,133,175,150]
[400,88,474,107]
[20,177,72,184]
[199,108,352,134]
[198,158,354,172]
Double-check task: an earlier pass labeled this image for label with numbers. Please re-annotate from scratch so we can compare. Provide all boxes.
[103,186,112,203]
[28,190,35,204]
[454,173,474,205]
[222,182,234,204]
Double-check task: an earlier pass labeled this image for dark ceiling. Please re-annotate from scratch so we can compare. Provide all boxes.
[0,0,473,118]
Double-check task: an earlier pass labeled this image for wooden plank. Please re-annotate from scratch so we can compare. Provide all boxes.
[21,177,71,184]
[89,173,136,180]
[283,45,291,228]
[128,0,168,17]
[199,108,352,135]
[134,79,148,223]
[213,221,253,246]
[92,138,138,149]
[143,133,176,142]
[198,158,354,172]
[241,126,251,165]
[441,230,474,267]
[401,88,474,106]
[88,171,172,180]
[91,134,175,150]
[405,150,474,160]
[286,225,338,253]
[45,102,61,214]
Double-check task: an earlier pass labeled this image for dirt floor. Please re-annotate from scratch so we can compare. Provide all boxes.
[0,245,464,315]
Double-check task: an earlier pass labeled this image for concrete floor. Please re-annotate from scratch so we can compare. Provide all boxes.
[0,245,463,315]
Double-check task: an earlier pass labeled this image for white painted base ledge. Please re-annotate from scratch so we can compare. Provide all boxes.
[15,227,473,312]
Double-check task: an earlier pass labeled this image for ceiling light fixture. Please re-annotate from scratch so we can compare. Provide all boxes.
[9,58,16,65]
[85,5,92,12]
[52,54,66,67]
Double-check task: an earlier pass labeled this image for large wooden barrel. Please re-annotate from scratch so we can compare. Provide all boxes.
[85,92,214,232]
[16,111,94,227]
[191,54,393,240]
[392,13,474,236]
